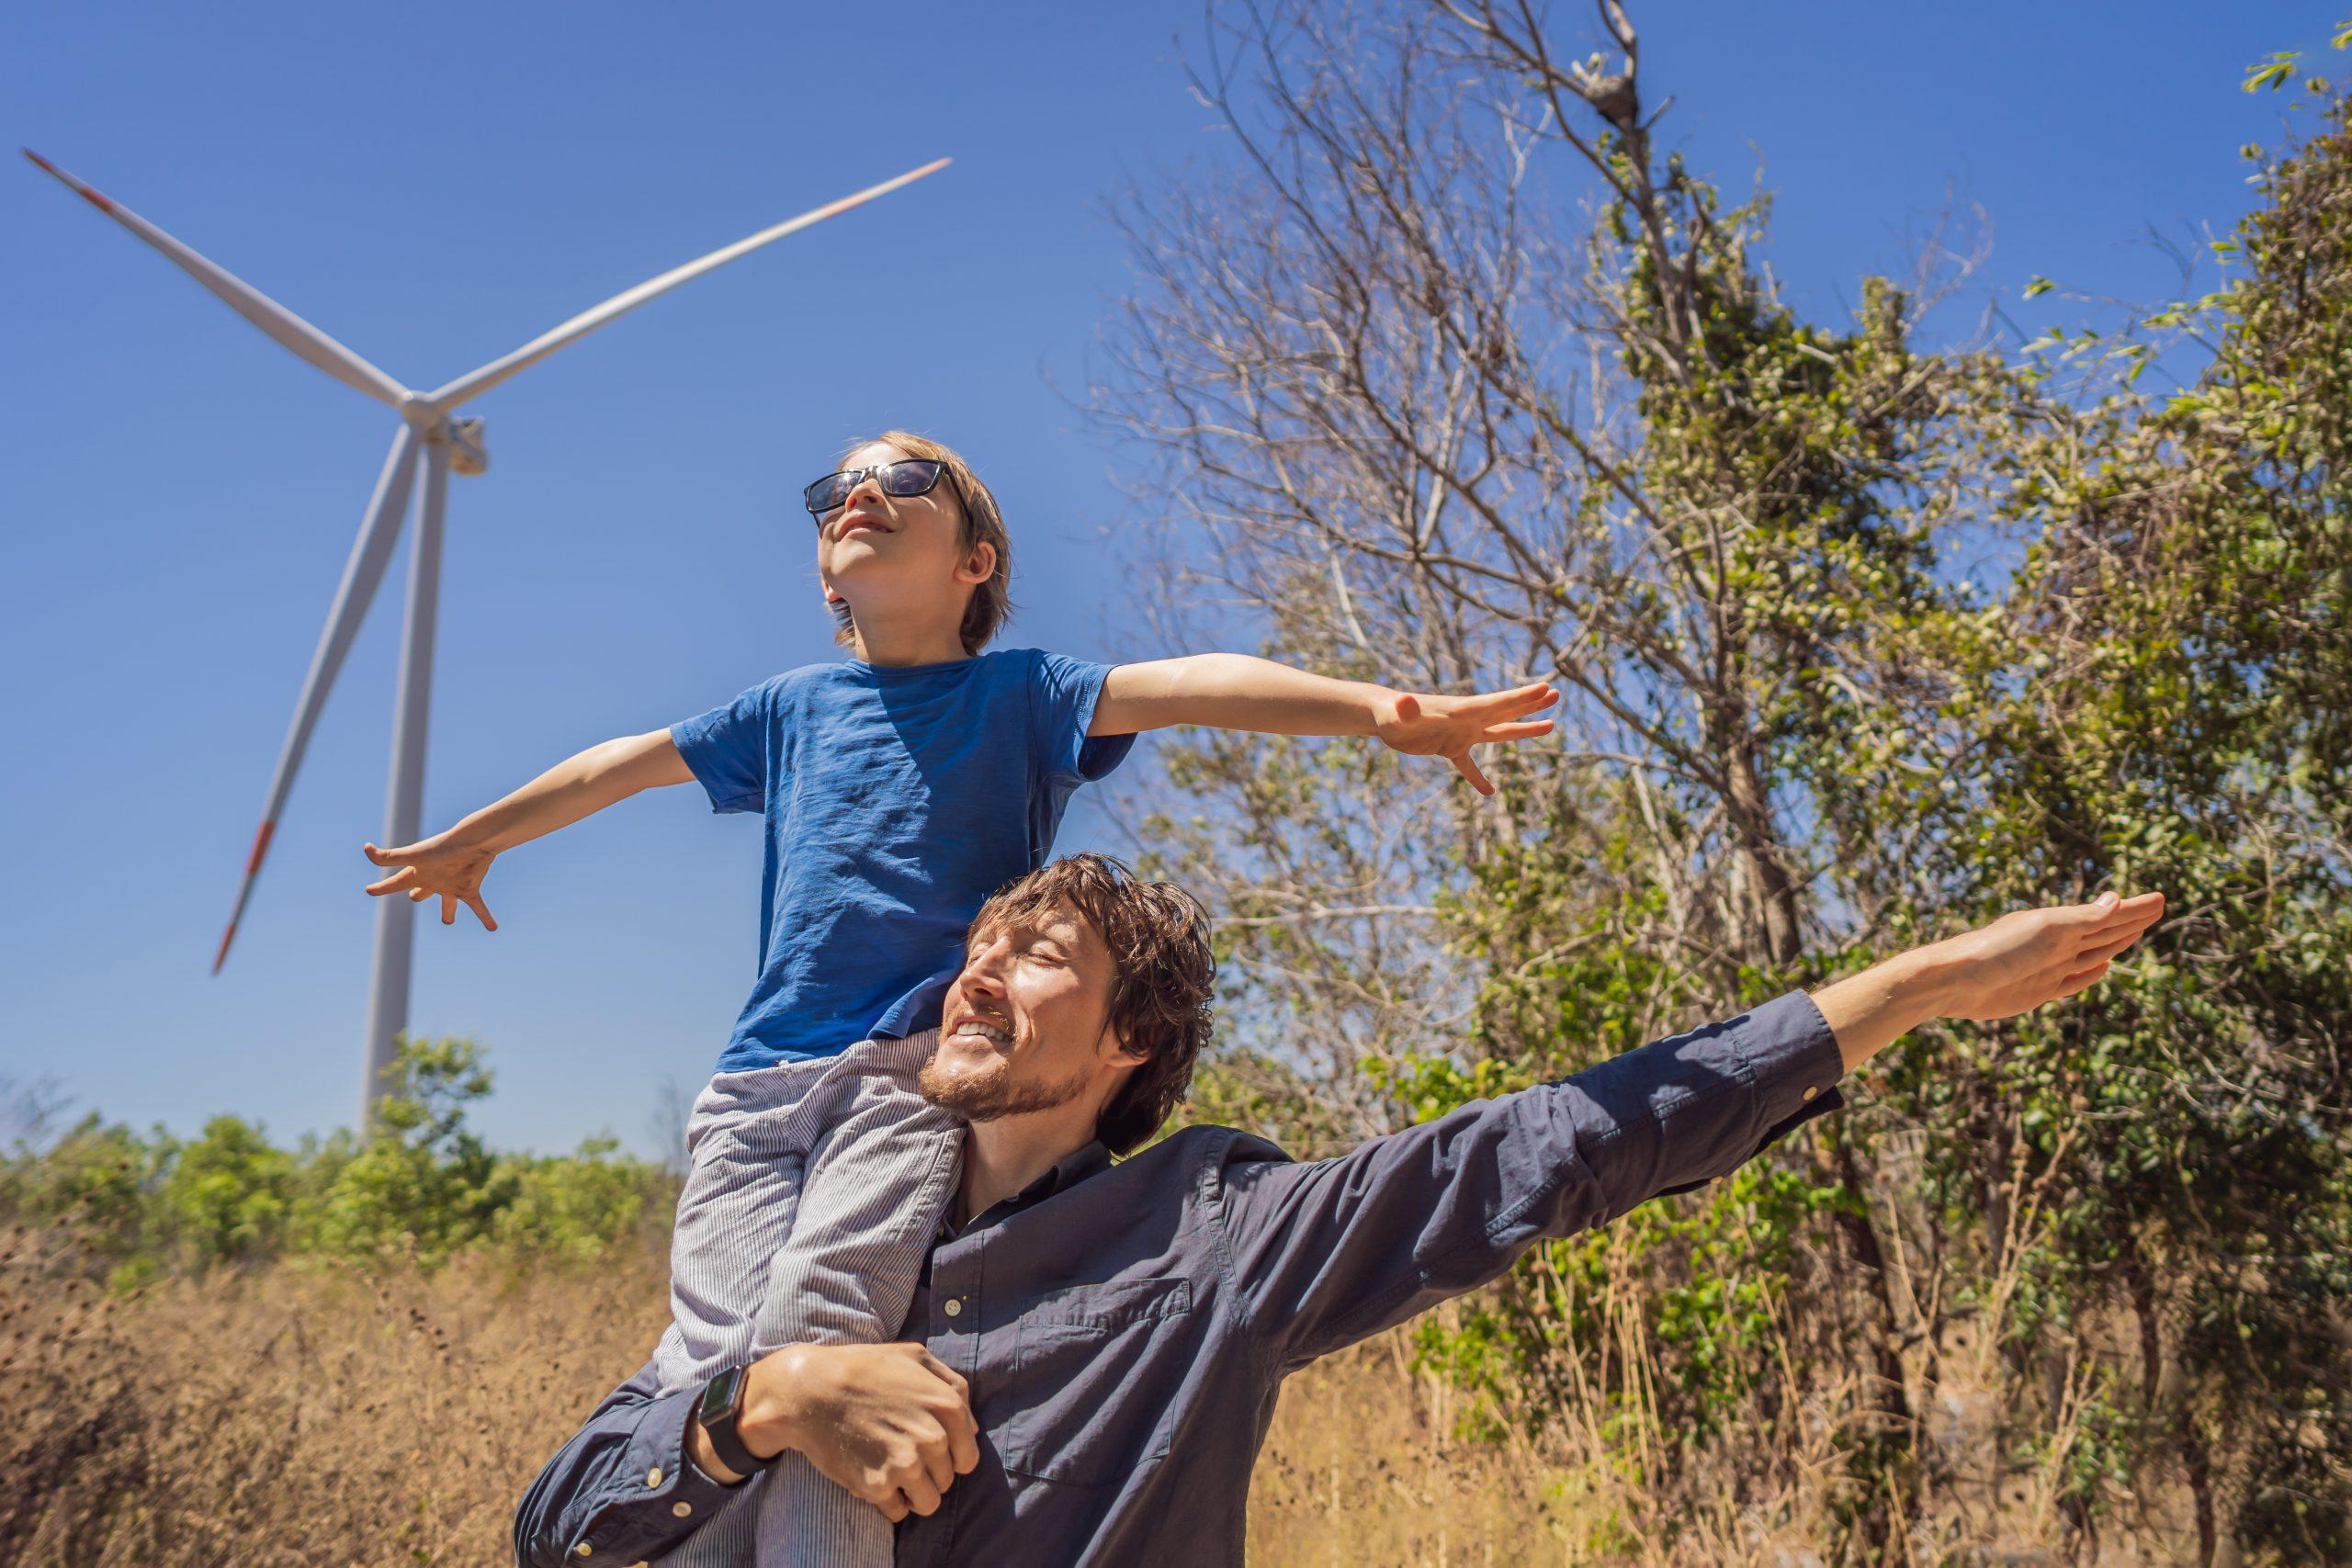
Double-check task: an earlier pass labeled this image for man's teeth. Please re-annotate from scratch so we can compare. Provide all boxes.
[955,1020,1012,1043]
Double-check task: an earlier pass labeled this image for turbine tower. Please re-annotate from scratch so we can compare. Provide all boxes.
[25,148,950,1126]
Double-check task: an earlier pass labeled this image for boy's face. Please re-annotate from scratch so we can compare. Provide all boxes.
[922,906,1144,1125]
[815,440,993,640]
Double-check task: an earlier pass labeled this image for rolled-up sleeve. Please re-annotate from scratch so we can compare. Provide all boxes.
[513,1359,743,1567]
[1215,990,1846,1370]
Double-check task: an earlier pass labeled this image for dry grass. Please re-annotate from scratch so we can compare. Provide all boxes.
[4,1229,2197,1567]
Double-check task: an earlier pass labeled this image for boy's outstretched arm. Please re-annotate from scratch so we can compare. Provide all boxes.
[361,729,695,930]
[1091,654,1558,795]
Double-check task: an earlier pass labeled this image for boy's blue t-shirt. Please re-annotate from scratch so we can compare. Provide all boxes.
[670,649,1136,1072]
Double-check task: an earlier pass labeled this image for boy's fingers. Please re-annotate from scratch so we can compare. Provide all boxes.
[1451,751,1495,795]
[440,893,458,925]
[408,886,432,903]
[1482,719,1555,743]
[1464,682,1554,716]
[465,893,497,932]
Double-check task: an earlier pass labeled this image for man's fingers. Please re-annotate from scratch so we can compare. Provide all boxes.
[1480,719,1555,743]
[1450,751,1496,795]
[876,1491,910,1524]
[920,1429,956,1497]
[914,1347,967,1398]
[948,1405,980,1475]
[408,886,431,903]
[897,1472,944,1517]
[440,892,458,925]
[2056,960,2111,997]
[464,892,498,932]
[2079,929,2149,965]
[365,867,415,897]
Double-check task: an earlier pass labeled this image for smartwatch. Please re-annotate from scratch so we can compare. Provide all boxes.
[696,1364,778,1480]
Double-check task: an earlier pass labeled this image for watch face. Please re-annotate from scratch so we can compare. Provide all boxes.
[700,1365,743,1425]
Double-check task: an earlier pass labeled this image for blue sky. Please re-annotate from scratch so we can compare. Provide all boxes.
[3,2,2335,1157]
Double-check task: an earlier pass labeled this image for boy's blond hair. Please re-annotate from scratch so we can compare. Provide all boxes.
[830,430,1013,656]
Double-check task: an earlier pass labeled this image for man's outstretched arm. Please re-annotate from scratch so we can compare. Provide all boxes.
[1214,891,2166,1371]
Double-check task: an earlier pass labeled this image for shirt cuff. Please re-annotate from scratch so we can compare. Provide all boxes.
[563,1389,742,1565]
[1657,989,1845,1196]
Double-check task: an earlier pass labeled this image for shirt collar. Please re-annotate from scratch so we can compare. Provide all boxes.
[948,1139,1115,1235]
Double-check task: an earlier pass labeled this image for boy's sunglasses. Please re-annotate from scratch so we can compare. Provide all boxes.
[802,458,954,520]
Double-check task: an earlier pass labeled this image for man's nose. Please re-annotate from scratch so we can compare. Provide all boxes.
[960,937,1013,994]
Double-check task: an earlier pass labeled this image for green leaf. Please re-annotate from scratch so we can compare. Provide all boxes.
[2023,276,2055,299]
[2243,54,2297,92]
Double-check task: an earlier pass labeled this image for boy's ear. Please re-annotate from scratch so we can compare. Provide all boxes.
[955,539,998,587]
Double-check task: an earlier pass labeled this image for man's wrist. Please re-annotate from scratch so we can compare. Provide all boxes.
[737,1346,808,1462]
[1811,945,1957,1073]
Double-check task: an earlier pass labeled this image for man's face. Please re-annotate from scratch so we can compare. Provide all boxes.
[815,440,989,636]
[922,905,1137,1123]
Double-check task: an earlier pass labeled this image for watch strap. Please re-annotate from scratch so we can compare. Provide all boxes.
[699,1366,776,1478]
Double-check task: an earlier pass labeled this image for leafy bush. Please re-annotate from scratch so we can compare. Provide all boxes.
[0,1037,675,1280]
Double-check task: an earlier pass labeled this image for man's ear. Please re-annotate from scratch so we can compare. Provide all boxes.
[1102,1025,1149,1072]
[955,539,998,587]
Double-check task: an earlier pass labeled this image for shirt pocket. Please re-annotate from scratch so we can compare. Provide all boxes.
[999,1277,1193,1486]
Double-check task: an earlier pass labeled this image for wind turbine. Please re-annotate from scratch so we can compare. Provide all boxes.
[25,147,951,1126]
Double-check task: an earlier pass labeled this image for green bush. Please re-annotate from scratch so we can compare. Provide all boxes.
[0,1037,674,1280]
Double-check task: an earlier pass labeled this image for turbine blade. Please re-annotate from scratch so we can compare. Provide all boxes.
[214,424,423,972]
[428,156,951,410]
[23,149,413,411]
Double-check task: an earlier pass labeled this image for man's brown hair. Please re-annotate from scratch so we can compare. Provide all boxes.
[829,429,1012,656]
[969,853,1216,1156]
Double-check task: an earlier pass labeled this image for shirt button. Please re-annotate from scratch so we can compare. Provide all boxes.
[646,1466,662,1488]
[673,1501,693,1518]
[944,1298,963,1317]
[1802,1085,1819,1101]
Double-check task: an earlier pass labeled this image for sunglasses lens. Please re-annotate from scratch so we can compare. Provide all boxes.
[805,474,851,515]
[883,460,943,497]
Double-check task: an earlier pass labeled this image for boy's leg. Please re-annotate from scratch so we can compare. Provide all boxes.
[750,1032,963,1568]
[653,1063,830,1396]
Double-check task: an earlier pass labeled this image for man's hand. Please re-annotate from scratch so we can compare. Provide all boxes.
[1374,682,1559,795]
[363,833,500,931]
[1811,890,2167,1072]
[1925,890,2168,1021]
[707,1342,981,1522]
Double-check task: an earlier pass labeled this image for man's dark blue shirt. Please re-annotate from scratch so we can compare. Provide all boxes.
[515,990,1845,1567]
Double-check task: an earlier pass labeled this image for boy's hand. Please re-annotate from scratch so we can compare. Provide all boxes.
[363,834,500,931]
[1374,682,1559,795]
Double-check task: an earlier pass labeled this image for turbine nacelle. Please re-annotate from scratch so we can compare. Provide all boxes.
[444,416,489,477]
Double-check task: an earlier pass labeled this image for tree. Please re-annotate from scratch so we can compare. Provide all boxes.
[1095,2,2352,1557]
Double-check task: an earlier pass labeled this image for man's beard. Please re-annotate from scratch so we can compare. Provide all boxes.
[919,1045,1093,1123]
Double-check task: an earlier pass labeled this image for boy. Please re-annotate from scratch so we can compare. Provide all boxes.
[363,430,1556,1564]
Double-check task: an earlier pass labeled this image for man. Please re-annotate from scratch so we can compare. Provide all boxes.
[516,853,2165,1567]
